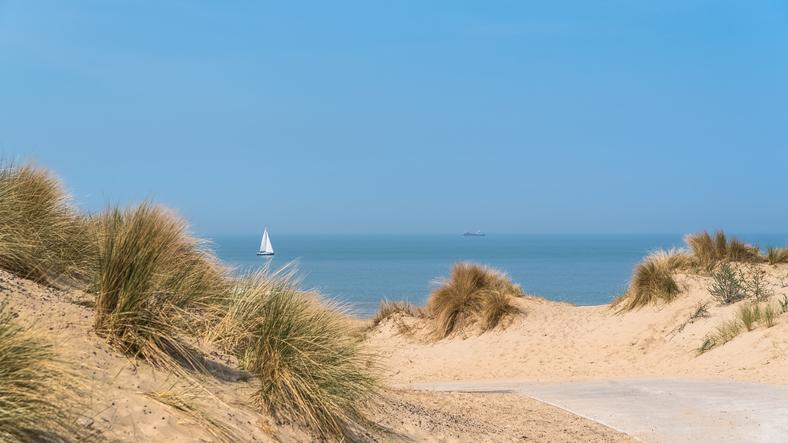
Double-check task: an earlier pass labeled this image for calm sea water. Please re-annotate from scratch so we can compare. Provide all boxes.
[209,234,788,317]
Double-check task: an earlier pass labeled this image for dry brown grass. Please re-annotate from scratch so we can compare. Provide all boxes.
[146,385,239,443]
[369,300,422,329]
[427,263,523,339]
[0,162,388,440]
[0,303,80,442]
[618,231,773,312]
[685,231,763,272]
[767,247,788,265]
[210,269,380,440]
[614,249,688,311]
[92,203,227,370]
[0,164,95,287]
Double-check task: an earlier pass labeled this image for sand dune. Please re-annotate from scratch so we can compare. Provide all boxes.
[0,269,629,442]
[366,264,788,385]
[4,256,786,440]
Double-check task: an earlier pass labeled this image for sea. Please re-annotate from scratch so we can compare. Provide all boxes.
[209,234,788,318]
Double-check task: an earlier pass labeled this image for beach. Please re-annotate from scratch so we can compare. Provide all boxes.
[4,1,786,440]
[4,259,788,441]
[1,164,787,442]
[0,268,631,442]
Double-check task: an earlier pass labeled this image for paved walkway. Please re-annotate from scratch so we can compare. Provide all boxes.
[405,379,788,442]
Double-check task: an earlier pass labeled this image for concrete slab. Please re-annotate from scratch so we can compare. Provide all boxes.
[405,379,788,442]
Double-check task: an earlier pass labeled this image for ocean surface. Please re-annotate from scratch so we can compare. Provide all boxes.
[209,234,788,317]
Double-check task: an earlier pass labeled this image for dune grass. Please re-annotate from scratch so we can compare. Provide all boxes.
[614,249,688,311]
[0,164,94,286]
[685,231,762,272]
[617,231,774,312]
[92,203,227,369]
[0,304,77,442]
[0,162,387,439]
[766,247,788,265]
[369,300,422,329]
[715,318,742,344]
[427,262,523,339]
[698,318,743,354]
[698,301,785,353]
[210,270,380,440]
[146,386,238,443]
[763,303,777,328]
[738,303,761,331]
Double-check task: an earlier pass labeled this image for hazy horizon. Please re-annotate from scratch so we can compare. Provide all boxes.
[2,1,786,236]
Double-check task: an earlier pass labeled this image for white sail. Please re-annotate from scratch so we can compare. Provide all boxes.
[259,228,274,254]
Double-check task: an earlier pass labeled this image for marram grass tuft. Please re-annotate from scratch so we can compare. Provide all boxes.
[614,249,688,311]
[0,163,95,286]
[93,203,227,370]
[685,230,762,272]
[211,269,380,440]
[0,304,80,442]
[427,262,524,339]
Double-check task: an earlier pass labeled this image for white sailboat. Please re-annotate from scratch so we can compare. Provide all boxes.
[256,227,274,256]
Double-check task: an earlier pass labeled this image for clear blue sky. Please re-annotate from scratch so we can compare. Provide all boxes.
[1,1,786,235]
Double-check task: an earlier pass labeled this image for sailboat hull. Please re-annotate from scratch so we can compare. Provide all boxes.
[256,252,275,256]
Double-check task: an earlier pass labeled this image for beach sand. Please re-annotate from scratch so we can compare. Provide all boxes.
[5,264,786,440]
[0,268,630,442]
[365,264,788,386]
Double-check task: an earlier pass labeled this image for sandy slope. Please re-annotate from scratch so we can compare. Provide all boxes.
[0,269,273,442]
[365,264,788,385]
[0,269,628,442]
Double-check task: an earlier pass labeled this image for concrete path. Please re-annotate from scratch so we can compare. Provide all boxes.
[405,379,788,442]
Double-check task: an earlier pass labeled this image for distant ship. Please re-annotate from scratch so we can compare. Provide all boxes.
[256,227,275,256]
[463,231,486,237]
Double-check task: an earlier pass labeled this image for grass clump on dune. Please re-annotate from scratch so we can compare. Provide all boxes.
[93,203,227,369]
[738,303,761,331]
[0,304,77,442]
[369,300,422,329]
[211,270,380,440]
[614,249,688,311]
[698,318,743,354]
[427,262,524,339]
[698,302,784,353]
[0,164,94,286]
[0,162,386,439]
[685,231,762,272]
[766,247,788,265]
[611,231,778,311]
[763,303,777,328]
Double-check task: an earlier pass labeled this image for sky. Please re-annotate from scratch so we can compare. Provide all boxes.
[1,1,786,235]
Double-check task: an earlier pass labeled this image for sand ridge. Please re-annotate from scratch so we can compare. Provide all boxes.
[366,264,788,385]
